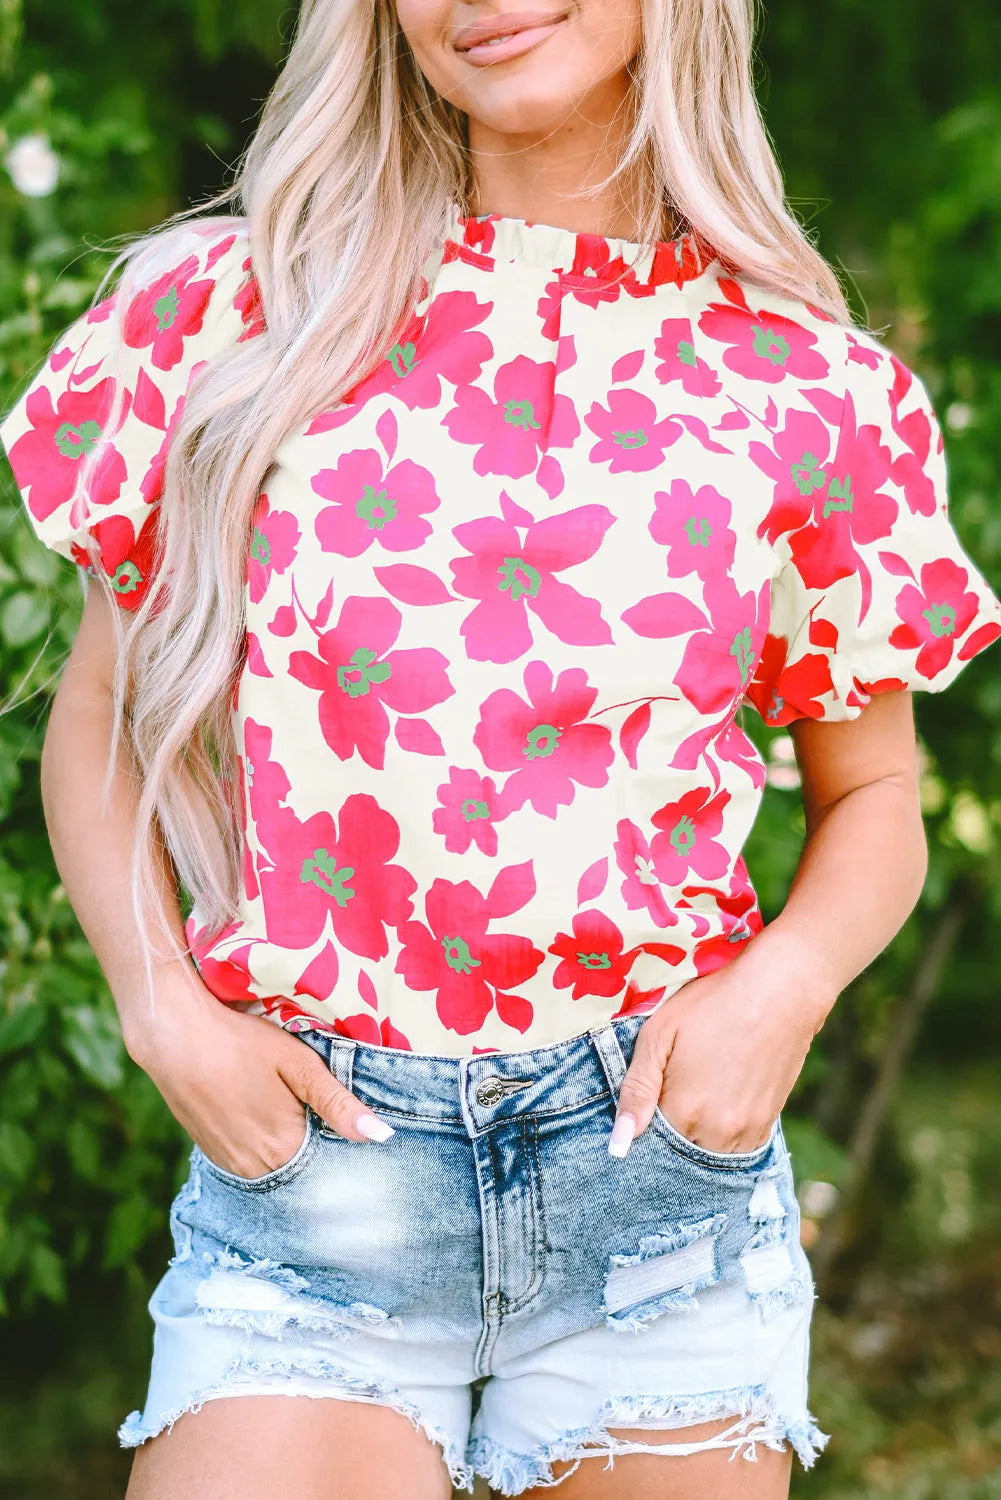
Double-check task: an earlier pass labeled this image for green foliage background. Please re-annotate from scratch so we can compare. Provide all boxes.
[0,1,999,1494]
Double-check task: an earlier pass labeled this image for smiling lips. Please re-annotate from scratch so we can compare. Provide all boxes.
[454,9,571,65]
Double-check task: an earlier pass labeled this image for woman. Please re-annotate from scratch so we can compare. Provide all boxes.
[3,0,999,1494]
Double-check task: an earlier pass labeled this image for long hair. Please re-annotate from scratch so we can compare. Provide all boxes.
[73,0,853,1013]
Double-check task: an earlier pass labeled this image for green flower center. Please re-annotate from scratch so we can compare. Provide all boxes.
[441,935,480,974]
[523,723,562,760]
[611,428,647,449]
[300,847,355,906]
[822,474,854,519]
[730,625,754,685]
[54,419,101,460]
[386,342,418,379]
[337,646,392,698]
[497,556,542,603]
[676,340,698,367]
[110,559,143,595]
[751,324,791,366]
[922,602,957,638]
[791,451,827,497]
[576,951,612,969]
[461,798,489,823]
[669,815,696,856]
[503,398,541,431]
[250,527,271,566]
[683,516,712,548]
[154,285,179,332]
[356,485,397,531]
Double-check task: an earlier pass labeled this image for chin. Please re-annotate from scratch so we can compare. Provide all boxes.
[468,84,579,137]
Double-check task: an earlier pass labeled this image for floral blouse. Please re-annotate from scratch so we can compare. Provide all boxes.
[3,204,1000,1056]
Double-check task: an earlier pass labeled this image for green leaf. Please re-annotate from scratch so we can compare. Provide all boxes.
[0,589,49,646]
[62,1005,125,1091]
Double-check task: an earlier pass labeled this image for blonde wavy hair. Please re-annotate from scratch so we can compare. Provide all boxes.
[72,0,852,1011]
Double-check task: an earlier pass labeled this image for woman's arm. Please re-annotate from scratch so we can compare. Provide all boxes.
[610,690,927,1156]
[41,583,394,1172]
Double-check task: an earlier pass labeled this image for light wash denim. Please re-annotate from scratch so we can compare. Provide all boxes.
[120,1011,829,1493]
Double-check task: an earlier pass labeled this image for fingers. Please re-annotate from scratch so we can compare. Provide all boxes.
[279,1046,396,1144]
[609,1019,675,1158]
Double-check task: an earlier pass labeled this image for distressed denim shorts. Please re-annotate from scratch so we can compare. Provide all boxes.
[120,1012,830,1493]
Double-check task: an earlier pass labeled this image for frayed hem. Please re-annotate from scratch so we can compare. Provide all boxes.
[468,1385,830,1494]
[118,1354,477,1493]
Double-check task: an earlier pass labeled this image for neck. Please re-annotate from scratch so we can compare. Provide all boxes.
[465,80,659,241]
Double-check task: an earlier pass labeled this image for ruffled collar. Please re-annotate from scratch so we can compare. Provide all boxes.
[441,199,717,292]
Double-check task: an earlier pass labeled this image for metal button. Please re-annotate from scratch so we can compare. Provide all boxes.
[475,1076,534,1107]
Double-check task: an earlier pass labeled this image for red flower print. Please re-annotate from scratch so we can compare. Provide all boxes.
[449,501,614,664]
[585,388,681,473]
[699,279,830,385]
[650,481,736,584]
[312,448,440,558]
[235,259,266,341]
[612,819,678,929]
[433,768,503,856]
[395,872,544,1035]
[887,357,939,518]
[442,354,580,479]
[257,795,416,959]
[649,788,732,885]
[69,504,160,612]
[654,318,721,397]
[333,1013,413,1050]
[248,493,300,604]
[685,867,763,976]
[744,630,835,725]
[289,595,454,769]
[122,253,217,372]
[549,911,642,1000]
[536,242,643,339]
[307,290,493,431]
[474,661,614,818]
[6,373,126,524]
[889,558,989,679]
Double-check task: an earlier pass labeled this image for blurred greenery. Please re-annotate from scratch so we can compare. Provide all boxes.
[1,0,1000,1494]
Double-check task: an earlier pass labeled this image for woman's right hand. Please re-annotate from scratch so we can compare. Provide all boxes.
[123,968,394,1179]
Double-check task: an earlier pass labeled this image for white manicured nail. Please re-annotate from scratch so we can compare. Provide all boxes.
[357,1112,395,1142]
[608,1111,636,1158]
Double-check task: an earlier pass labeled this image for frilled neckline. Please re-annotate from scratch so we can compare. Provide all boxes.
[442,198,718,291]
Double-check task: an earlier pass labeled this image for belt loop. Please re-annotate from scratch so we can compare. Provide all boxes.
[327,1036,357,1092]
[589,1019,629,1097]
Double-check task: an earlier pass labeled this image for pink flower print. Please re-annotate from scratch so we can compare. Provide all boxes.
[699,279,830,385]
[889,558,986,679]
[649,788,732,885]
[122,253,217,372]
[7,375,125,525]
[248,493,300,604]
[650,481,736,584]
[536,241,641,339]
[653,318,721,398]
[257,795,416,959]
[887,357,938,518]
[307,290,493,431]
[442,354,580,479]
[612,819,677,929]
[584,388,681,474]
[333,1013,413,1050]
[433,768,502,856]
[235,260,266,341]
[312,447,440,558]
[473,661,614,818]
[674,577,769,716]
[244,717,292,827]
[549,911,642,1000]
[288,595,454,770]
[449,503,614,664]
[395,877,544,1035]
[752,406,834,546]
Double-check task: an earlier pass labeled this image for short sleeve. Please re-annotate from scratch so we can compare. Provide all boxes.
[745,333,1001,726]
[0,218,255,610]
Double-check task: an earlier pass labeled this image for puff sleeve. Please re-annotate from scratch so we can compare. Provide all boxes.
[744,332,1001,726]
[0,219,255,611]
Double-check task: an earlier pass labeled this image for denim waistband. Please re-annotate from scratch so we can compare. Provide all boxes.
[291,1011,651,1131]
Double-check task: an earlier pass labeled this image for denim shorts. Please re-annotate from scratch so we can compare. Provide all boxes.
[119,1011,830,1493]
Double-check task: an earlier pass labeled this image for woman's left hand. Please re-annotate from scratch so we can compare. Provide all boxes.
[609,956,829,1158]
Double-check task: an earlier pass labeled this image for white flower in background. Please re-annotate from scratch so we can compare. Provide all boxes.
[5,133,60,197]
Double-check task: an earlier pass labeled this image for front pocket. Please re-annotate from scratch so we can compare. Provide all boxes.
[196,1108,318,1192]
[649,1105,779,1172]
